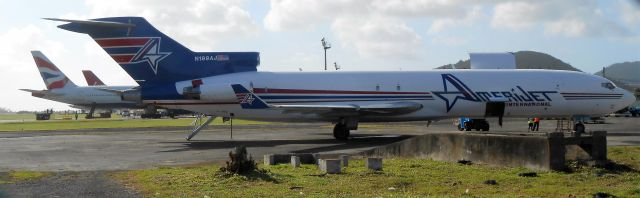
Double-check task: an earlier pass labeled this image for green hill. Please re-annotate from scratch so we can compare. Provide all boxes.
[436,51,581,71]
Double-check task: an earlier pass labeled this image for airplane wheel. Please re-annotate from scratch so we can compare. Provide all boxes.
[481,122,490,131]
[333,124,350,140]
[574,123,585,134]
[457,124,464,131]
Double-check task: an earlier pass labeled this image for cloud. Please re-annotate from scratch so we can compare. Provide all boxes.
[264,0,474,32]
[263,0,326,31]
[0,25,70,111]
[0,25,66,73]
[428,6,484,34]
[263,0,369,32]
[430,35,468,46]
[265,0,431,57]
[370,0,466,18]
[68,0,260,51]
[491,0,630,37]
[332,17,422,58]
[620,0,640,27]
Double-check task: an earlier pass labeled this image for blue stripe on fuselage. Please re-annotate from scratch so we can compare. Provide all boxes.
[259,95,433,100]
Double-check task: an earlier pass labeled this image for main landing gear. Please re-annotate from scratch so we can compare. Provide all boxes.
[574,122,585,134]
[333,124,350,140]
[333,117,358,140]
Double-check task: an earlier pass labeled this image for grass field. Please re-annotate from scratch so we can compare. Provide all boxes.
[0,113,123,121]
[113,146,640,197]
[0,117,270,131]
[0,171,51,184]
[0,114,40,121]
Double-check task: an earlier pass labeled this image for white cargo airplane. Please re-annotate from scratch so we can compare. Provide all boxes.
[51,17,636,140]
[20,51,138,116]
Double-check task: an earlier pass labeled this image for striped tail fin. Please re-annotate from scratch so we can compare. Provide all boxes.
[230,84,270,109]
[49,17,260,86]
[31,51,77,90]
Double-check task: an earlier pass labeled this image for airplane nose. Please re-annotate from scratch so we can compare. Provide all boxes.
[621,89,637,107]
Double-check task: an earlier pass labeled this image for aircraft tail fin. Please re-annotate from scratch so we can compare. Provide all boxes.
[49,17,260,86]
[82,70,106,86]
[230,84,270,109]
[30,51,77,90]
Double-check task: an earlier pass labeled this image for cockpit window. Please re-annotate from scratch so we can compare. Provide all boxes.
[601,82,616,90]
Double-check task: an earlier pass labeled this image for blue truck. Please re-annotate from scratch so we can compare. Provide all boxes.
[630,106,639,117]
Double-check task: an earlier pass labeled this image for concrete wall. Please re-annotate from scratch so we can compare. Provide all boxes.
[361,133,576,170]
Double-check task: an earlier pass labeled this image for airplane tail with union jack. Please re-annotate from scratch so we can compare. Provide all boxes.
[49,17,260,86]
[31,51,77,90]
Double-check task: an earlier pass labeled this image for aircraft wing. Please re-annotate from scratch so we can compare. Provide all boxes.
[230,84,423,116]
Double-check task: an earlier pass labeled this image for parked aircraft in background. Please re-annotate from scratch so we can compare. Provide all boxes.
[82,70,105,86]
[20,51,137,118]
[50,17,636,140]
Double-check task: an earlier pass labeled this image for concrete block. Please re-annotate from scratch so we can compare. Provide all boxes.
[263,153,316,165]
[291,156,300,168]
[319,159,341,174]
[547,132,566,170]
[264,154,275,166]
[340,155,349,167]
[313,153,321,165]
[590,131,607,165]
[366,157,383,171]
[361,132,608,171]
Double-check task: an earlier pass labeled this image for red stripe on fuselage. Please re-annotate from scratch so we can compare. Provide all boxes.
[33,57,59,71]
[252,88,430,95]
[96,38,149,47]
[111,55,134,63]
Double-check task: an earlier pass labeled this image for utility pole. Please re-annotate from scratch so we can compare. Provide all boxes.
[321,37,331,70]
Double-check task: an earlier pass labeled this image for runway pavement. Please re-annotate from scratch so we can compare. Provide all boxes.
[0,117,637,172]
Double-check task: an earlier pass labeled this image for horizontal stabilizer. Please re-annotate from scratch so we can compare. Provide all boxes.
[96,87,125,94]
[19,89,61,97]
[43,18,135,29]
[19,89,40,93]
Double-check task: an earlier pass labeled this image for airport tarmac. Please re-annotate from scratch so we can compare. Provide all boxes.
[0,117,637,172]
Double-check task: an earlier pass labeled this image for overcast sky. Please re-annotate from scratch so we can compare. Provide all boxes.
[1,0,639,111]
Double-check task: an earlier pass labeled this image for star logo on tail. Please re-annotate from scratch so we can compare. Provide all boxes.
[432,74,480,112]
[131,38,171,75]
[241,94,255,105]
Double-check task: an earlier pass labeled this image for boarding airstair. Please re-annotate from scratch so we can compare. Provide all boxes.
[555,119,574,133]
[187,114,216,140]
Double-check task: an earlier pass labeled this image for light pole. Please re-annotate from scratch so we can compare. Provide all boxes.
[321,37,331,70]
